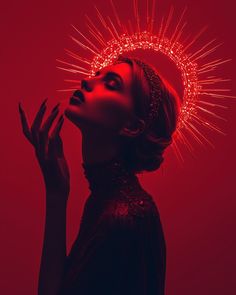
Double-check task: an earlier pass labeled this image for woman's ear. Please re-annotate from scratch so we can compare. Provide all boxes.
[119,116,146,138]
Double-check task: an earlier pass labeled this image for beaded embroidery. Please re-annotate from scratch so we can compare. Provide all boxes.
[82,153,156,218]
[82,152,140,197]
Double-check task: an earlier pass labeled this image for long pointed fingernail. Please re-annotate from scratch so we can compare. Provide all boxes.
[51,103,60,113]
[18,102,22,112]
[41,98,48,108]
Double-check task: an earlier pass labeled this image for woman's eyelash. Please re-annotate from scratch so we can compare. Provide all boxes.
[94,72,121,90]
[104,77,120,90]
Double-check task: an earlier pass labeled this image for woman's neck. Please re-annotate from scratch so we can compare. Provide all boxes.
[81,127,124,165]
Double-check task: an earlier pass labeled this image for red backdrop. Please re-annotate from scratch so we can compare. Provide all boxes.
[1,0,235,294]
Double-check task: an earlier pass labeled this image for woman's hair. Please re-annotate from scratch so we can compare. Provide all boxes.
[116,55,182,174]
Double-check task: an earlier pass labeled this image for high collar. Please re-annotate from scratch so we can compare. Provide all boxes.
[82,153,142,197]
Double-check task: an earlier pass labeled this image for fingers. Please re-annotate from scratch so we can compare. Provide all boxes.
[19,100,64,160]
[50,115,64,139]
[48,115,64,158]
[40,103,60,138]
[18,102,33,145]
[38,103,60,156]
[31,98,48,144]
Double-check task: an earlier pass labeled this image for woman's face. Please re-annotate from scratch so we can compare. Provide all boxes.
[64,62,134,133]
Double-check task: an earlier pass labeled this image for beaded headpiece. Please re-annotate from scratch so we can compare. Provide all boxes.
[117,56,162,127]
[56,0,235,162]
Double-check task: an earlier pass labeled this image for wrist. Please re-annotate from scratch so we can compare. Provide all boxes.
[46,191,68,208]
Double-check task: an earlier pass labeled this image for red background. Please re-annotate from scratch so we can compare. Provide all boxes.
[1,0,235,294]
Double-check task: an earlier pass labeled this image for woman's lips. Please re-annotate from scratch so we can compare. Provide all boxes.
[69,96,84,106]
[69,90,86,106]
[73,90,85,102]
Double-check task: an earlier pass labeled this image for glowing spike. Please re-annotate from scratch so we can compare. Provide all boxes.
[191,114,226,135]
[70,35,98,55]
[150,0,156,33]
[182,25,208,53]
[65,49,91,65]
[183,121,206,146]
[128,19,134,35]
[56,66,89,76]
[198,77,231,84]
[171,21,187,45]
[159,5,174,41]
[196,105,227,121]
[197,100,228,109]
[169,6,188,45]
[107,16,120,39]
[64,79,81,83]
[157,16,164,43]
[133,0,140,33]
[201,93,236,99]
[187,121,215,148]
[146,0,150,30]
[192,42,224,62]
[94,5,116,39]
[189,38,217,60]
[87,26,107,47]
[56,88,78,92]
[85,14,107,40]
[178,130,195,154]
[110,0,122,28]
[56,59,90,72]
[172,137,184,163]
[199,88,231,92]
[198,58,231,72]
[71,24,100,53]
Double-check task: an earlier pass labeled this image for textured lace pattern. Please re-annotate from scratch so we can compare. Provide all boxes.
[81,152,159,209]
[81,152,140,195]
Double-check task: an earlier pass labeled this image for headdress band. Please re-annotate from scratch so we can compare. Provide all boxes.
[118,56,162,127]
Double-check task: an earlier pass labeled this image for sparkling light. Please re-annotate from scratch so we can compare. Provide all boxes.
[56,0,236,162]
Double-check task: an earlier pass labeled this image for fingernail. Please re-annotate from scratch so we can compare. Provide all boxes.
[41,98,48,107]
[51,103,60,113]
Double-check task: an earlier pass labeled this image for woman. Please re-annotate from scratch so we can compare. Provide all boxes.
[18,55,181,295]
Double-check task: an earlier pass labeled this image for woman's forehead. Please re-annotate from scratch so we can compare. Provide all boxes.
[100,62,133,85]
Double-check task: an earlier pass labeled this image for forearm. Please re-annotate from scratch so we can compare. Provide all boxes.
[38,194,67,295]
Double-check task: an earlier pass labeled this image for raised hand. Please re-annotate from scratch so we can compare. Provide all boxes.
[18,98,70,203]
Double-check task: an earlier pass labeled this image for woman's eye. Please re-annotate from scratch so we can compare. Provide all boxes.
[105,79,120,90]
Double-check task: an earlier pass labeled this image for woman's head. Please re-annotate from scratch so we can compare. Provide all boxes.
[64,55,181,173]
[64,61,138,133]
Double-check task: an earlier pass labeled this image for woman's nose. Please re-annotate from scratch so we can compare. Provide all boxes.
[81,78,93,92]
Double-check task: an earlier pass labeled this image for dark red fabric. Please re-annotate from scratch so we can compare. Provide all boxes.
[59,155,166,295]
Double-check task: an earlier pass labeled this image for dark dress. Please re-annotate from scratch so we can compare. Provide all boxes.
[59,153,166,295]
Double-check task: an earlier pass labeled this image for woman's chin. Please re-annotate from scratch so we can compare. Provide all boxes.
[64,107,96,131]
[64,107,119,133]
[64,105,82,118]
[64,107,84,127]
